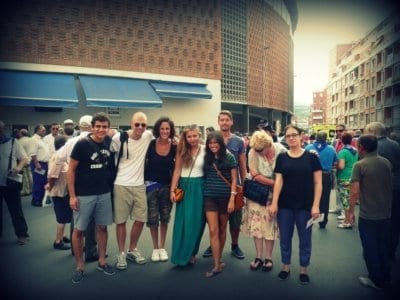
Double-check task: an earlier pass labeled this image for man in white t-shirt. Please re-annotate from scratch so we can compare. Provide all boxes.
[43,122,60,155]
[112,112,153,270]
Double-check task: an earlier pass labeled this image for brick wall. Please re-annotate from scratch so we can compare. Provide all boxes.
[0,0,221,80]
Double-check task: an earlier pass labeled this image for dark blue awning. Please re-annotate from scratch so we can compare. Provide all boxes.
[0,70,78,108]
[79,75,162,108]
[150,81,212,99]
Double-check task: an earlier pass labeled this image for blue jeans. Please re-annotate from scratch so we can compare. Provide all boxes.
[277,208,312,267]
[358,217,391,287]
[30,161,48,205]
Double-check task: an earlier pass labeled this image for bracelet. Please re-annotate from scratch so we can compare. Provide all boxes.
[231,191,237,195]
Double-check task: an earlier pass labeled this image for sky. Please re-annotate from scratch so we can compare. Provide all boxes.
[293,0,398,105]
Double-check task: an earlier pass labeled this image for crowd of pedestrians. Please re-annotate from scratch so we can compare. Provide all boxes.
[0,113,399,291]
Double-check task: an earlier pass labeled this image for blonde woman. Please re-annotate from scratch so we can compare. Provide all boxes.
[170,125,205,266]
[242,130,285,272]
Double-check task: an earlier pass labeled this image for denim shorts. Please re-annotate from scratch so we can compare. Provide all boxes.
[73,192,112,231]
[146,185,172,228]
[53,195,72,224]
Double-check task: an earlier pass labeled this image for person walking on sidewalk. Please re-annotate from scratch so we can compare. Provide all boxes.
[0,120,29,245]
[68,112,115,283]
[203,110,247,259]
[349,134,392,290]
[305,131,337,229]
[112,112,153,270]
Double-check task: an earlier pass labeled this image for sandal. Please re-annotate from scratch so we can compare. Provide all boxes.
[250,258,263,270]
[262,258,273,272]
[205,269,222,278]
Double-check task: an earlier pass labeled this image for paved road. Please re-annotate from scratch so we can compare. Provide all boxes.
[1,193,399,300]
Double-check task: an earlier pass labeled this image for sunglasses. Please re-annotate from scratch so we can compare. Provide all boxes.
[134,123,147,128]
[51,127,59,131]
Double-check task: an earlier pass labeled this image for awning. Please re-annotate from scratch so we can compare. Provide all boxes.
[0,70,78,108]
[150,81,212,99]
[79,75,162,108]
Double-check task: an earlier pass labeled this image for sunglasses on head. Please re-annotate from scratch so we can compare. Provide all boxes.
[134,123,146,128]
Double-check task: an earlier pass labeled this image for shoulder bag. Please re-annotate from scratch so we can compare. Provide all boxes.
[243,174,270,205]
[175,146,200,203]
[212,163,244,211]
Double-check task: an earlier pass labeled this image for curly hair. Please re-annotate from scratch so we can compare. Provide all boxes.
[152,116,175,139]
[249,130,272,152]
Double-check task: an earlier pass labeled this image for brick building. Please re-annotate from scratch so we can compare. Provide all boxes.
[0,0,297,135]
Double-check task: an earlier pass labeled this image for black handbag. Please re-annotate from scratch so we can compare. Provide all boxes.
[6,138,23,191]
[243,176,270,205]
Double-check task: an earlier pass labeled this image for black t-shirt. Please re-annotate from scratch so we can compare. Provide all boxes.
[144,139,177,185]
[274,151,322,210]
[70,135,113,196]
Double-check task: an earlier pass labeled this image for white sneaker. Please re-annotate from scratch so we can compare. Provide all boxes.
[127,248,147,264]
[116,252,127,270]
[159,248,169,262]
[337,214,345,220]
[151,249,160,262]
[359,277,382,290]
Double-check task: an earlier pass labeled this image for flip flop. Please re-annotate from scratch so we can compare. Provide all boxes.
[250,258,263,270]
[205,269,222,278]
[262,258,273,272]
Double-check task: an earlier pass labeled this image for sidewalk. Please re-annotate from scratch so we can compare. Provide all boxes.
[0,193,399,300]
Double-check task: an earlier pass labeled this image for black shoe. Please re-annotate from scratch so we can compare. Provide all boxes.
[85,255,99,262]
[231,246,245,259]
[202,246,212,258]
[299,273,310,285]
[278,270,290,281]
[63,236,71,243]
[53,241,71,250]
[31,201,41,207]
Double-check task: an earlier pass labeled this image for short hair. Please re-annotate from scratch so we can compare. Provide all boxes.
[91,112,110,127]
[336,124,346,130]
[250,130,272,152]
[64,127,74,136]
[341,132,353,145]
[316,131,327,142]
[358,135,378,153]
[34,124,44,133]
[206,126,215,132]
[152,116,175,139]
[364,122,386,137]
[218,110,233,120]
[54,135,68,151]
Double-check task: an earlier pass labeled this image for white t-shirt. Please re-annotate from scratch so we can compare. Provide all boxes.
[112,130,153,186]
[0,138,28,186]
[29,134,50,162]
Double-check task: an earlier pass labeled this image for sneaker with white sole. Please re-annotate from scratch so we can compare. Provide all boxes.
[151,249,160,262]
[127,248,147,264]
[337,223,352,229]
[116,252,127,270]
[359,276,383,290]
[337,214,345,220]
[159,248,169,262]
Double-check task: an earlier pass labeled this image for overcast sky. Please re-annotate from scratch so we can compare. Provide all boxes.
[293,0,398,106]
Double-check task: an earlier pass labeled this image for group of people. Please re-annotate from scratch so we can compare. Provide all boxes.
[1,113,399,290]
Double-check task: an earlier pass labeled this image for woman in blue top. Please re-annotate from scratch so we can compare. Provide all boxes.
[269,125,322,285]
[203,131,237,278]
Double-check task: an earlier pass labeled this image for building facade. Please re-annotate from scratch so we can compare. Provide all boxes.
[0,0,297,135]
[309,89,327,125]
[326,11,400,134]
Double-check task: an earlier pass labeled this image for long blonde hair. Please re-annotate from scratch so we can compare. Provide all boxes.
[178,124,201,168]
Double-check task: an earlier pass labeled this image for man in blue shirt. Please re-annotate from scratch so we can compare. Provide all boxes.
[305,131,337,228]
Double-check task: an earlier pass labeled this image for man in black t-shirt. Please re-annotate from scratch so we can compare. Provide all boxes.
[67,112,115,284]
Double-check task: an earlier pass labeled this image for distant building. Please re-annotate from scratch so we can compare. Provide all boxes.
[309,89,327,125]
[326,11,400,134]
